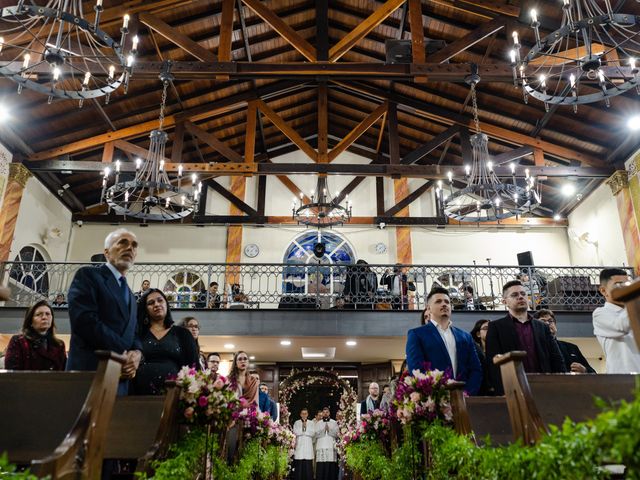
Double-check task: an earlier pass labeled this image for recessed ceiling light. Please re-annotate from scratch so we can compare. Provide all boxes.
[280,340,292,346]
[303,353,327,358]
[346,340,357,346]
[249,355,255,360]
[561,183,576,197]
[628,115,640,130]
[223,343,235,349]
[553,214,561,221]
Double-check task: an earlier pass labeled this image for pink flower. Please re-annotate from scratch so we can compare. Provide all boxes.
[198,395,208,407]
[409,391,421,402]
[213,378,224,390]
[184,407,194,419]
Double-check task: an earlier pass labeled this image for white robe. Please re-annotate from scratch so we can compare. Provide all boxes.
[314,419,339,463]
[293,419,315,460]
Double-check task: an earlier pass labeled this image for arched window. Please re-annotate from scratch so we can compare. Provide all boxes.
[163,270,205,309]
[9,245,50,296]
[282,231,355,302]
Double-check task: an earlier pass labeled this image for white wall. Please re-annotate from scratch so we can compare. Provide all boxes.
[9,175,72,262]
[567,182,627,266]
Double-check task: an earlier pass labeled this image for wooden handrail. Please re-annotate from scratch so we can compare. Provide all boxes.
[32,351,126,479]
[446,381,474,440]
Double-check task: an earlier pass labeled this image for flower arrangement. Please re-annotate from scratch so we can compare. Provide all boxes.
[343,409,392,447]
[392,368,454,425]
[234,402,296,456]
[175,367,240,431]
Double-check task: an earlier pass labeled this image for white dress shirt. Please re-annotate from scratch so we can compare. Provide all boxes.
[431,319,457,376]
[593,302,640,373]
[293,419,315,460]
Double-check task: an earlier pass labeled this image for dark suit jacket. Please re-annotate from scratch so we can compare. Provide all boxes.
[406,322,483,395]
[485,314,566,394]
[557,340,596,373]
[67,264,142,372]
[360,397,381,415]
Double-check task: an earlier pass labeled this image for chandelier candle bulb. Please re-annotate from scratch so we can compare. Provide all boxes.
[178,164,183,177]
[115,160,121,173]
[191,173,197,185]
[132,35,139,54]
[159,159,164,171]
[464,165,471,176]
[22,54,30,70]
[525,168,530,178]
[135,158,142,170]
[530,9,538,23]
[510,163,516,174]
[487,161,493,171]
[512,31,519,47]
[447,171,453,183]
[0,37,4,53]
[165,197,170,208]
[122,14,130,30]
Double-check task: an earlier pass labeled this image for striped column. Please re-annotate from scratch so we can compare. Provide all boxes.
[225,176,246,288]
[394,178,414,309]
[0,164,32,262]
[606,170,640,273]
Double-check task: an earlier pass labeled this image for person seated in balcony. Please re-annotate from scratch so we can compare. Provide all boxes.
[344,260,378,310]
[454,285,486,311]
[52,293,68,308]
[228,283,249,309]
[135,279,151,301]
[208,281,222,309]
[535,309,595,374]
[5,300,66,371]
[360,382,381,414]
[381,264,415,310]
[406,287,482,395]
[132,289,200,395]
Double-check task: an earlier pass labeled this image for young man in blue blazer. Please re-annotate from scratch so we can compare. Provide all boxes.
[406,287,483,395]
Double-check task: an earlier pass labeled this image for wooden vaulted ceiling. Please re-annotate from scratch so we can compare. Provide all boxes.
[2,0,638,223]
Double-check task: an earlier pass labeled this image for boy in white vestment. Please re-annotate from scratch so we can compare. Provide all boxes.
[292,408,315,480]
[315,406,339,480]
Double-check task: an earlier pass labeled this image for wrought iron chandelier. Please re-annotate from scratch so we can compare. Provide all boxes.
[292,176,352,228]
[510,0,640,111]
[101,62,200,222]
[441,71,541,223]
[0,0,136,104]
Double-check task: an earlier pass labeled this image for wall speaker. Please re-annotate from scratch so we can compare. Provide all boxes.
[517,251,534,266]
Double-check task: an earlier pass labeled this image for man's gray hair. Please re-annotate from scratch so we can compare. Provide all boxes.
[104,228,136,249]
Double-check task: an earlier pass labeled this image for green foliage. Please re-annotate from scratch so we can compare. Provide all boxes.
[140,429,290,480]
[345,390,640,480]
[0,453,47,480]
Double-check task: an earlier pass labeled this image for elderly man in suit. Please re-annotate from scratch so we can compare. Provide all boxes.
[406,287,482,395]
[67,228,142,394]
[486,280,566,395]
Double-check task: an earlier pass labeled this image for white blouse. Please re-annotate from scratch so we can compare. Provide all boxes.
[315,419,339,462]
[293,419,315,460]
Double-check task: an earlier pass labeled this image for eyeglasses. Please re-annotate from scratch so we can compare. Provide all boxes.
[539,317,556,324]
[187,324,200,329]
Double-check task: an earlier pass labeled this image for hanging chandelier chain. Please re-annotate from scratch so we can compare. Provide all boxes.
[470,83,480,135]
[158,79,169,131]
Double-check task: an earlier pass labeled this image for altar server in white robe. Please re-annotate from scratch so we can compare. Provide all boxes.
[292,408,315,480]
[315,406,339,480]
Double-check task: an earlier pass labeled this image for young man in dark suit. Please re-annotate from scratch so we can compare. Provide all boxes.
[486,280,566,394]
[534,309,595,373]
[405,287,482,395]
[67,228,143,394]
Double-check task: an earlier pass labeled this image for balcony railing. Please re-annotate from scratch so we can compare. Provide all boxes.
[0,261,633,312]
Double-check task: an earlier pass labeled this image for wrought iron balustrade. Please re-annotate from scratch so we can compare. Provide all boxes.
[0,261,632,312]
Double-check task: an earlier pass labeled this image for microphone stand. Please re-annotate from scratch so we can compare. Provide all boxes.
[486,258,496,310]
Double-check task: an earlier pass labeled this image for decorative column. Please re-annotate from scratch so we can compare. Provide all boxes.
[606,170,640,273]
[225,176,246,291]
[393,178,415,309]
[0,163,32,262]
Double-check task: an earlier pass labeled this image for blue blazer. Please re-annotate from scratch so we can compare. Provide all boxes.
[67,264,141,372]
[406,322,483,395]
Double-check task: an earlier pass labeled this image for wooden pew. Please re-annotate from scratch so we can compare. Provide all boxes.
[104,381,180,475]
[0,351,126,479]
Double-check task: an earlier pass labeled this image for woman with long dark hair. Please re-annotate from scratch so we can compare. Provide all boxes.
[5,300,66,370]
[469,319,493,395]
[132,288,200,395]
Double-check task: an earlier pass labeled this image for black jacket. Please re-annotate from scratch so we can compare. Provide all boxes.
[557,340,596,373]
[485,314,566,394]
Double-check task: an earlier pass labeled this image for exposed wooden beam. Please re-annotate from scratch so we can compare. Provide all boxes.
[493,145,533,165]
[217,0,236,80]
[408,0,426,83]
[318,83,329,163]
[328,102,388,162]
[101,141,115,164]
[138,12,217,62]
[240,0,317,61]
[257,174,267,216]
[206,179,258,216]
[113,139,171,164]
[428,16,506,63]
[256,99,317,161]
[329,0,406,62]
[388,102,400,165]
[533,148,545,166]
[244,101,258,165]
[25,160,615,179]
[384,180,433,216]
[184,121,244,163]
[171,122,185,164]
[376,177,385,216]
[316,0,329,61]
[401,125,461,165]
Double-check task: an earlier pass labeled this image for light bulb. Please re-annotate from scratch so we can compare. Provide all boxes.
[437,180,443,189]
[191,173,197,185]
[597,69,605,83]
[108,65,115,80]
[553,214,561,221]
[509,50,516,64]
[525,168,530,178]
[0,37,4,53]
[103,167,110,178]
[135,158,142,169]
[132,35,139,52]
[115,160,121,172]
[126,55,134,68]
[122,14,130,29]
[52,66,61,81]
[447,171,453,182]
[539,74,546,88]
[124,191,129,202]
[631,57,637,70]
[510,163,515,174]
[464,165,471,176]
[495,198,501,207]
[83,71,91,86]
[178,164,183,177]
[166,197,170,208]
[512,31,519,45]
[569,73,576,88]
[487,161,493,171]
[22,53,30,69]
[530,9,538,23]
[159,159,165,171]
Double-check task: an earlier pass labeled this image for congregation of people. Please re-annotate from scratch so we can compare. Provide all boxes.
[1,227,639,480]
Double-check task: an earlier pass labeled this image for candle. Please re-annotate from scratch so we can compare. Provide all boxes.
[122,14,130,29]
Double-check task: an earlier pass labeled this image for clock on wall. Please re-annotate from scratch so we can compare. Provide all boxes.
[244,243,260,258]
[375,242,387,254]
